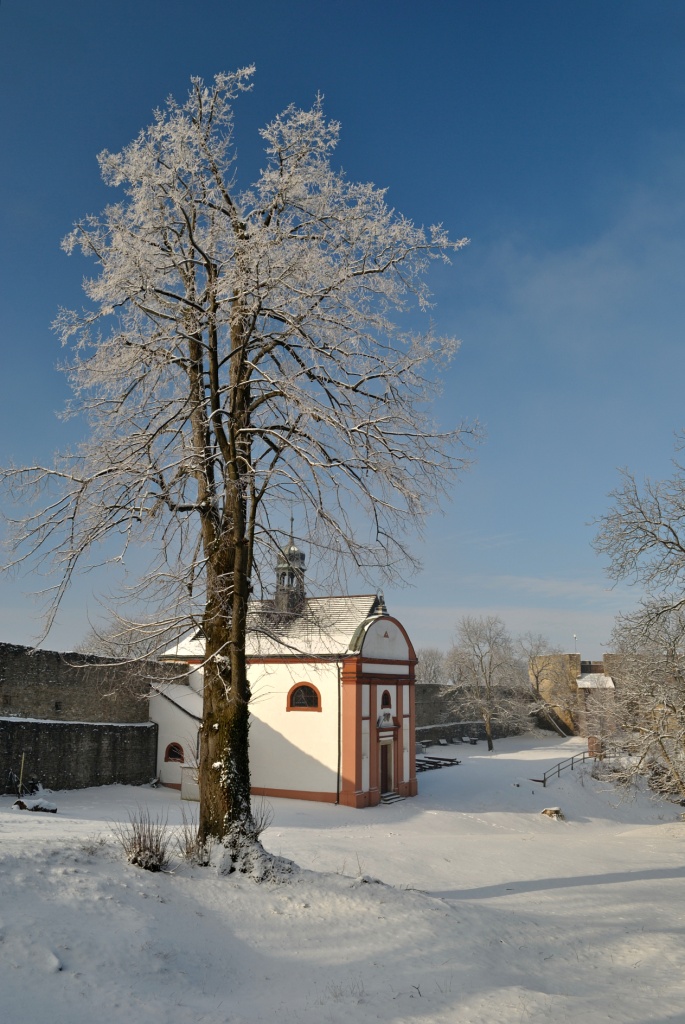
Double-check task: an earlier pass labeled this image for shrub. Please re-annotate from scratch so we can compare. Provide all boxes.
[176,805,210,866]
[112,808,171,872]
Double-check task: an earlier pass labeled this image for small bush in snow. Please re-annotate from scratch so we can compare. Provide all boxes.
[250,797,274,840]
[79,834,108,856]
[112,808,171,872]
[176,806,210,866]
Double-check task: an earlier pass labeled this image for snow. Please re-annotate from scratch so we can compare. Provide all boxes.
[576,673,615,689]
[2,732,684,1023]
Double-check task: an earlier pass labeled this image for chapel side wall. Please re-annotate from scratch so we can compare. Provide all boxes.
[248,661,340,797]
[148,693,200,787]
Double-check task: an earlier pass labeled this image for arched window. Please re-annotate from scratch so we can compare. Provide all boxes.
[287,683,322,712]
[164,742,185,763]
[381,690,392,709]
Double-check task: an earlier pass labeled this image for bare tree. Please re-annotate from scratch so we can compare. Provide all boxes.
[415,647,446,687]
[594,454,685,795]
[595,465,685,617]
[0,70,476,850]
[77,614,168,660]
[590,606,685,798]
[517,632,574,736]
[444,616,529,750]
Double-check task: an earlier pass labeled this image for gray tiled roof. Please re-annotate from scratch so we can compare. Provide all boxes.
[247,595,380,657]
[164,594,381,661]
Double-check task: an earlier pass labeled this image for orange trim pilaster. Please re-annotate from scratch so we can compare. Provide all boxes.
[340,657,364,806]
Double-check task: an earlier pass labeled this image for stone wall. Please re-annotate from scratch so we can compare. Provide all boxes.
[0,718,158,792]
[415,683,506,743]
[416,721,489,745]
[0,643,181,723]
[414,682,449,727]
[415,681,526,743]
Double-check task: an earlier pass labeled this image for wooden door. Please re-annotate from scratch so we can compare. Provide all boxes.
[380,743,391,793]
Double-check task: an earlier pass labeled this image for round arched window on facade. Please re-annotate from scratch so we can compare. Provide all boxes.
[287,684,321,711]
[164,742,185,763]
[381,689,392,709]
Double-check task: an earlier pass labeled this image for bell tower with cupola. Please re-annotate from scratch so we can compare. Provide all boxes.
[274,519,306,615]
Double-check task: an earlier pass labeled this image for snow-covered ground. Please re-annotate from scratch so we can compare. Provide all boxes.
[2,733,684,1023]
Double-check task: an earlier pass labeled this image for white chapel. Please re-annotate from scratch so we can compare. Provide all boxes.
[149,536,418,807]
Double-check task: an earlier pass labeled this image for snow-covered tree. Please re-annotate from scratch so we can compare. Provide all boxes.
[595,464,685,617]
[594,451,685,794]
[415,647,447,687]
[589,606,685,797]
[444,616,529,750]
[0,70,475,850]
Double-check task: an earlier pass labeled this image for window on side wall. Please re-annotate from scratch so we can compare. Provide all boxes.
[165,742,185,763]
[287,683,322,712]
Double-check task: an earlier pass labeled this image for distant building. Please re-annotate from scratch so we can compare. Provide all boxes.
[530,653,616,736]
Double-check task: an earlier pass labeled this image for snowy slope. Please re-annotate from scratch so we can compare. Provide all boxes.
[1,733,684,1023]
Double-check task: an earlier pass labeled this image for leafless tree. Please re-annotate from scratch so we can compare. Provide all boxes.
[415,647,447,687]
[595,465,685,618]
[77,614,168,660]
[0,70,476,849]
[444,616,530,750]
[590,605,685,798]
[594,453,685,796]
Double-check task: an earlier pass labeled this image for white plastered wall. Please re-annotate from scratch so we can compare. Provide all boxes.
[249,661,340,795]
[149,691,200,787]
[361,619,409,661]
[152,658,343,796]
[403,683,410,780]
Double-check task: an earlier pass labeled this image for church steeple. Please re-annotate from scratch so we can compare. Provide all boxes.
[275,518,306,614]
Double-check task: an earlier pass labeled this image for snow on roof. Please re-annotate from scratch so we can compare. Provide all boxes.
[163,595,381,662]
[576,673,615,689]
[249,595,381,657]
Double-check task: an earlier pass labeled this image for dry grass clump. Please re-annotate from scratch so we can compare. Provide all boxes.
[176,806,210,865]
[111,808,172,872]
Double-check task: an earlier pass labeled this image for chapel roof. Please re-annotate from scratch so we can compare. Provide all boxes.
[163,594,385,662]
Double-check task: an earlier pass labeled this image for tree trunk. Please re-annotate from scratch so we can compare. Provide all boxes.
[484,713,494,751]
[197,314,254,847]
[197,536,253,845]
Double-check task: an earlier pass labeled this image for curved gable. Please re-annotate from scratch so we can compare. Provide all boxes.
[359,617,412,661]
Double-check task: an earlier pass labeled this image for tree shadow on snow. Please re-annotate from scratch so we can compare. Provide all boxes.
[431,864,685,901]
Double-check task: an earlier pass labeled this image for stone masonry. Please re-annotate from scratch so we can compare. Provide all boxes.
[0,642,178,723]
[0,643,182,793]
[0,719,158,792]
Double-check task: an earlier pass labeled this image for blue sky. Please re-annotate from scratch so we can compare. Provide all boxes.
[2,0,685,656]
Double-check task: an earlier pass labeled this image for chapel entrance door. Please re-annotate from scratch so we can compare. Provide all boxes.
[380,742,393,794]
